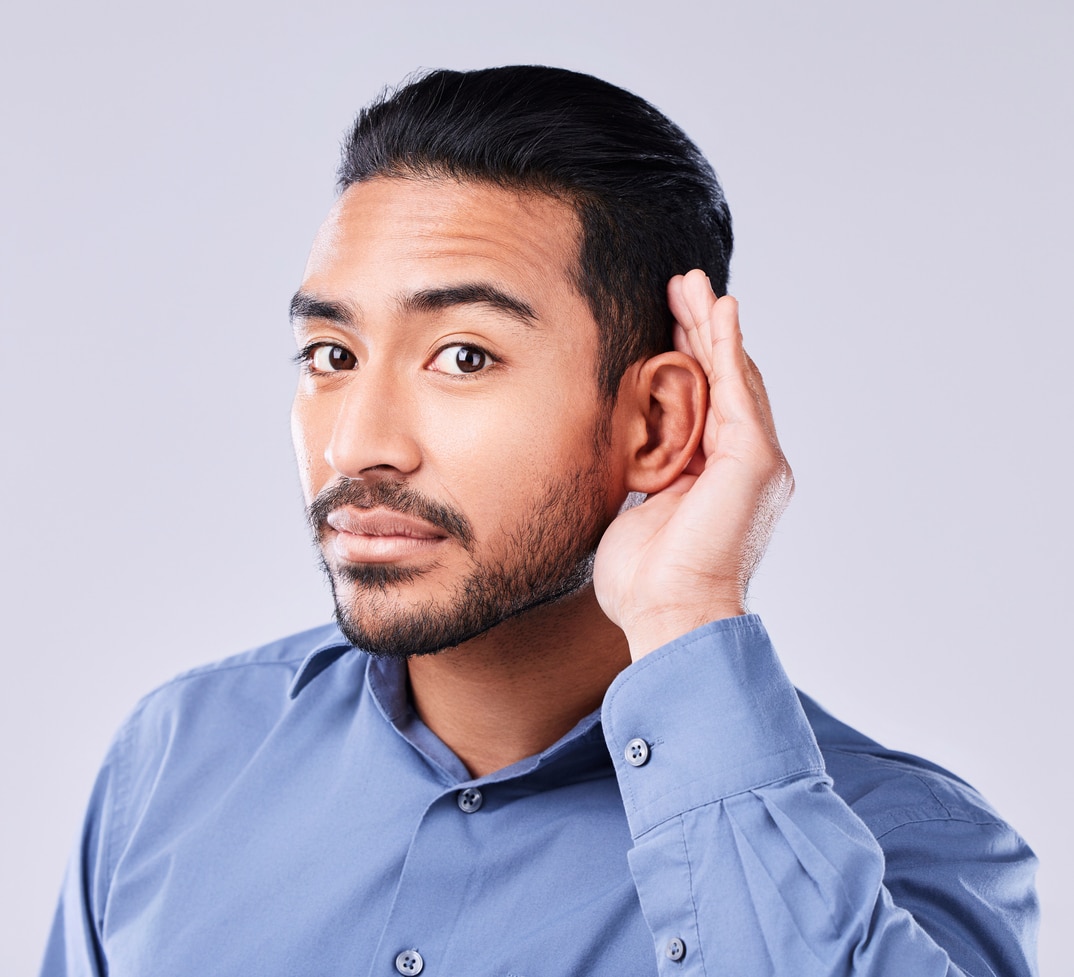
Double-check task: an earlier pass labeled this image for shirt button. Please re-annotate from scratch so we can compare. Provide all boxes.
[457,787,484,813]
[624,737,650,767]
[395,949,424,975]
[665,937,686,961]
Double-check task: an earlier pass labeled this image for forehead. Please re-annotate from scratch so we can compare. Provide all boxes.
[302,176,584,304]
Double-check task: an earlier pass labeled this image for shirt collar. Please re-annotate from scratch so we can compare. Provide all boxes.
[364,653,609,785]
[288,626,354,698]
[289,627,612,785]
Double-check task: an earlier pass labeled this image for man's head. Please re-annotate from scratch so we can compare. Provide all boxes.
[337,65,733,398]
[291,67,722,657]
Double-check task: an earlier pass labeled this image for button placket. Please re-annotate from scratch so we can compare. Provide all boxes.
[665,937,686,961]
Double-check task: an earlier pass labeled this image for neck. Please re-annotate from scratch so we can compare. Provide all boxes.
[406,585,630,778]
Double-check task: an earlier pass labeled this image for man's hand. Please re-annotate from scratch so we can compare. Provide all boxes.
[593,270,793,660]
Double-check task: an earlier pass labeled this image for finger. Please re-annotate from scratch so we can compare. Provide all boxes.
[668,277,692,357]
[667,271,716,376]
[670,277,692,357]
[743,351,780,447]
[682,278,754,428]
[682,445,706,477]
[669,270,784,463]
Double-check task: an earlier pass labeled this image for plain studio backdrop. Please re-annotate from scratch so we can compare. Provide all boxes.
[2,1,1069,973]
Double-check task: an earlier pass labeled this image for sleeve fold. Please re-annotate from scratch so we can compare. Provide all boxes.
[602,615,1039,977]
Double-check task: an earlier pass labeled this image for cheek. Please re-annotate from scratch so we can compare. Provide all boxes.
[290,392,325,502]
[432,401,611,529]
[418,392,577,479]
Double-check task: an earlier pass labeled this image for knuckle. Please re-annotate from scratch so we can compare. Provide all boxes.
[763,455,794,498]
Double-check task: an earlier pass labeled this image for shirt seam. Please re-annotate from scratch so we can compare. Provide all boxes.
[822,746,971,787]
[872,812,1008,840]
[677,815,709,977]
[102,709,136,932]
[134,657,311,703]
[916,770,954,817]
[820,749,1001,830]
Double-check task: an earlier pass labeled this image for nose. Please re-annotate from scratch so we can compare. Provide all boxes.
[323,364,422,480]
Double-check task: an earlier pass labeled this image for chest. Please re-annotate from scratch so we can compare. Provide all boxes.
[101,726,656,976]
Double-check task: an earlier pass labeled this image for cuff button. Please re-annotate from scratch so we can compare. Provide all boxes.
[624,737,650,767]
[395,949,424,975]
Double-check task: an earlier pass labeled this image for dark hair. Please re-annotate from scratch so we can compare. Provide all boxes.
[338,65,733,397]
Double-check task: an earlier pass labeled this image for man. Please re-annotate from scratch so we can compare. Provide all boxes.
[42,66,1038,976]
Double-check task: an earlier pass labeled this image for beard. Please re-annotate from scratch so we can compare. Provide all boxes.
[307,450,614,659]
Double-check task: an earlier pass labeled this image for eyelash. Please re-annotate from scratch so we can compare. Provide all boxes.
[292,342,331,368]
[292,342,498,376]
[429,342,498,377]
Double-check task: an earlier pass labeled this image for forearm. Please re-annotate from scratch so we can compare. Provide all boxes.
[602,617,1039,976]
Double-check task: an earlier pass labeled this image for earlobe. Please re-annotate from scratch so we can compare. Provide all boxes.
[621,352,707,494]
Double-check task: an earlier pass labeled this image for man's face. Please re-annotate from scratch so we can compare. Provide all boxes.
[291,176,629,657]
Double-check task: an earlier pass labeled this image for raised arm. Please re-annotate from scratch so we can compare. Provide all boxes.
[593,270,1039,976]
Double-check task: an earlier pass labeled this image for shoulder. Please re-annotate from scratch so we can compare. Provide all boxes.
[76,624,363,910]
[144,621,345,690]
[799,689,1038,918]
[126,622,347,722]
[799,690,1010,838]
[107,623,359,802]
[800,692,1039,971]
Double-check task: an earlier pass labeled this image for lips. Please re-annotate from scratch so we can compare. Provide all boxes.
[327,507,448,539]
[324,506,449,563]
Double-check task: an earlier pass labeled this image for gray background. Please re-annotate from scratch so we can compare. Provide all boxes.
[2,1,1069,973]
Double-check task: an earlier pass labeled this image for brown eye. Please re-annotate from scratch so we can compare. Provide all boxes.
[431,345,492,375]
[311,345,357,371]
[454,347,486,373]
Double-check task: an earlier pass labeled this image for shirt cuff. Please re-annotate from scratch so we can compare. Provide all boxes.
[601,614,826,839]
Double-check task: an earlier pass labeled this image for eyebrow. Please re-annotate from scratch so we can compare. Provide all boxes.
[401,283,539,327]
[290,282,540,333]
[290,292,355,327]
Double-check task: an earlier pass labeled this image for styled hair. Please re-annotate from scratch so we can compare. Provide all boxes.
[338,65,733,397]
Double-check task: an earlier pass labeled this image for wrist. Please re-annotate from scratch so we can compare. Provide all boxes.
[623,602,747,661]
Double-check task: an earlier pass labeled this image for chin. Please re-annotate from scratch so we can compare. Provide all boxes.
[328,551,596,659]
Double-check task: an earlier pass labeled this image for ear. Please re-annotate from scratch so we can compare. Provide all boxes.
[617,351,707,494]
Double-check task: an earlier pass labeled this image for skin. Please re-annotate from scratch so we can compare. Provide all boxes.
[292,175,792,776]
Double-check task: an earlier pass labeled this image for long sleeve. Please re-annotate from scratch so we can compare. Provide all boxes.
[601,615,1039,977]
[40,736,120,977]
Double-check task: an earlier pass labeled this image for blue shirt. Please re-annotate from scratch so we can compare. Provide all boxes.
[42,616,1039,976]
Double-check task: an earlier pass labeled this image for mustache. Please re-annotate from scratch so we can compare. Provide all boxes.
[307,478,475,551]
